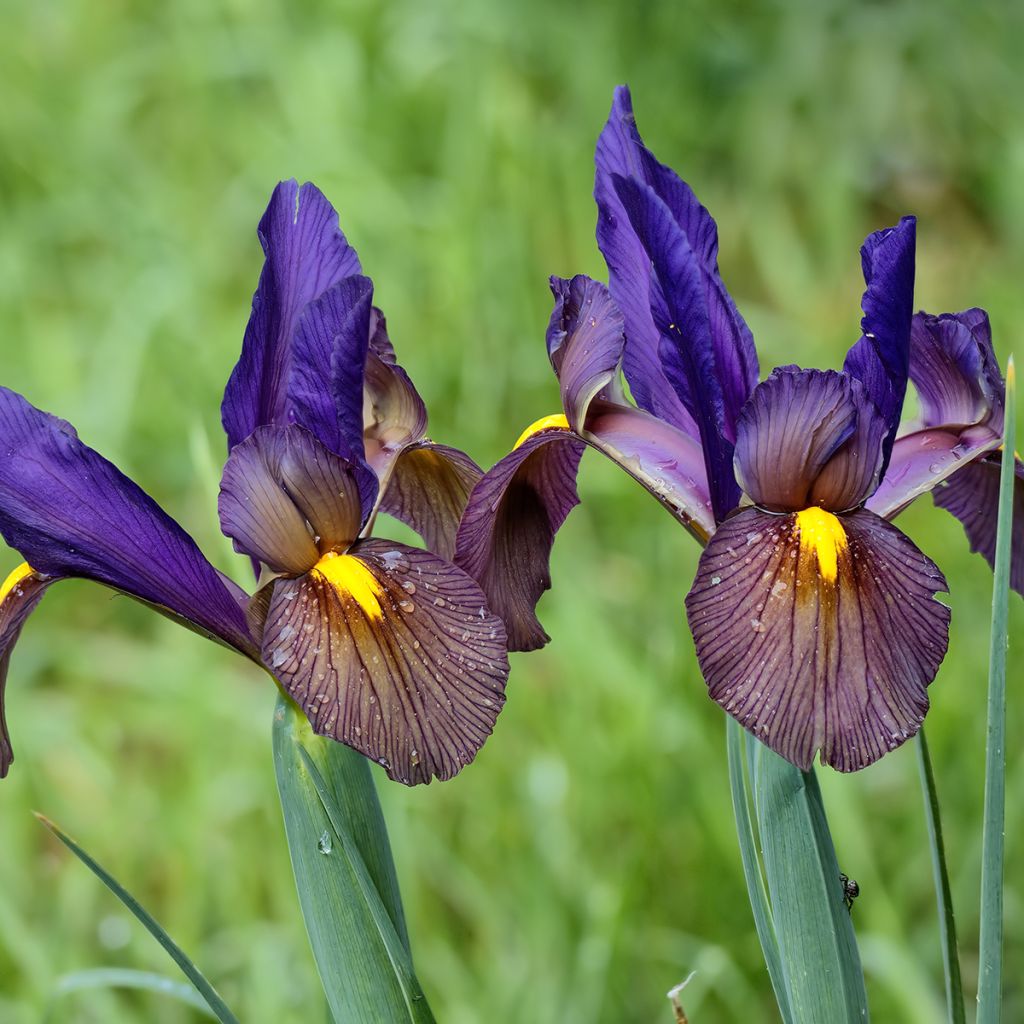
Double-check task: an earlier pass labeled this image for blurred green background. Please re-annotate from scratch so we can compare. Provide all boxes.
[1,0,1022,1020]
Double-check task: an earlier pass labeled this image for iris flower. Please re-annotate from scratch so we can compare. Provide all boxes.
[456,87,1020,772]
[0,180,509,785]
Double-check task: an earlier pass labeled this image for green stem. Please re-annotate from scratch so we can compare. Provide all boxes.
[978,357,1015,1023]
[916,729,965,1024]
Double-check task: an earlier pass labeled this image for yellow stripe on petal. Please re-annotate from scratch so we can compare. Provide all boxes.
[514,414,570,449]
[314,552,384,620]
[0,563,35,607]
[795,507,848,583]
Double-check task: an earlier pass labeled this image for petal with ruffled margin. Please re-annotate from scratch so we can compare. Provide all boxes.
[932,453,1024,596]
[612,174,738,520]
[733,368,886,513]
[378,441,482,561]
[842,217,916,473]
[455,428,584,652]
[546,275,625,431]
[219,424,371,574]
[222,181,362,450]
[686,506,949,771]
[0,565,53,776]
[261,539,508,785]
[0,388,255,657]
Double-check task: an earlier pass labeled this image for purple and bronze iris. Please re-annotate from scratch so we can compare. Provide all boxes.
[0,180,509,785]
[457,86,1020,772]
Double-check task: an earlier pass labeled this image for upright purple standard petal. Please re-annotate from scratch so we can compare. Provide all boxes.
[222,180,361,451]
[843,217,916,474]
[612,175,738,520]
[686,506,949,771]
[0,388,255,656]
[733,368,886,513]
[546,275,625,431]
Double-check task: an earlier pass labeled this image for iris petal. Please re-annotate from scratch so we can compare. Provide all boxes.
[219,424,370,574]
[0,565,52,776]
[0,388,255,656]
[686,506,949,771]
[377,441,482,560]
[222,180,362,450]
[261,539,508,785]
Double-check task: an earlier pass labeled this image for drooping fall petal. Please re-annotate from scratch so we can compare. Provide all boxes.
[260,539,508,785]
[686,506,949,771]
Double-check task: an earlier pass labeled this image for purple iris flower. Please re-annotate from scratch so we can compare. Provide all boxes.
[0,180,509,786]
[456,86,1020,772]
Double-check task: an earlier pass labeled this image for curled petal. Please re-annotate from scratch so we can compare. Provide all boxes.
[546,275,625,430]
[219,424,372,574]
[223,181,362,450]
[261,539,509,785]
[377,441,482,560]
[0,565,53,776]
[734,368,885,512]
[843,217,916,472]
[932,453,1024,596]
[455,428,584,652]
[686,506,949,771]
[0,388,255,656]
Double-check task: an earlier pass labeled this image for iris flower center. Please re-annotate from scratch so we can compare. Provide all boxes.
[794,507,848,583]
[313,552,384,620]
[0,562,34,606]
[514,414,570,449]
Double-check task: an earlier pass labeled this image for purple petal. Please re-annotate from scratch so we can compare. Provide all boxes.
[584,400,714,542]
[909,309,1004,429]
[222,181,362,450]
[686,506,949,771]
[612,174,738,520]
[455,427,584,652]
[932,453,1024,596]
[290,274,375,462]
[0,388,255,656]
[546,275,625,430]
[261,539,508,785]
[843,217,916,473]
[0,565,53,776]
[377,441,482,561]
[219,424,371,574]
[733,368,886,513]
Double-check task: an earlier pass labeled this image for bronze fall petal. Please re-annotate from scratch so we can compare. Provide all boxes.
[261,538,508,785]
[686,506,949,771]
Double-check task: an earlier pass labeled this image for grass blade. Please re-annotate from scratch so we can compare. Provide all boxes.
[753,742,869,1023]
[978,356,1016,1022]
[916,729,965,1024]
[725,717,793,1022]
[34,814,240,1024]
[46,968,218,1022]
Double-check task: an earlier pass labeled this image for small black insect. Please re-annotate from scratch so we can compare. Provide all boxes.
[840,872,860,912]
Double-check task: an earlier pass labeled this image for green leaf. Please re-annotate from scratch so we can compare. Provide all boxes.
[46,967,219,1022]
[725,717,793,1023]
[272,694,435,1024]
[34,814,240,1024]
[751,742,869,1023]
[916,729,965,1024]
[978,356,1015,1023]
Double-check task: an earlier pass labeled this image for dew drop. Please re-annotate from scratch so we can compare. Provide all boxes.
[711,575,722,586]
[317,830,333,855]
[401,580,416,594]
[399,599,415,613]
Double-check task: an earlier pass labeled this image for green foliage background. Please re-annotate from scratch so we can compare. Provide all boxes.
[1,1,1022,1020]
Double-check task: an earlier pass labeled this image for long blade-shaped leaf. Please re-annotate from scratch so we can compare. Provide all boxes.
[46,968,219,1022]
[34,814,240,1024]
[272,694,435,1024]
[916,729,965,1024]
[978,356,1015,1022]
[725,718,793,1022]
[752,742,869,1022]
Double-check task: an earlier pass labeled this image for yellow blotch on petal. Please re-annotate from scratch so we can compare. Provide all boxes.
[0,562,35,607]
[795,507,848,583]
[314,553,384,620]
[514,413,570,449]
